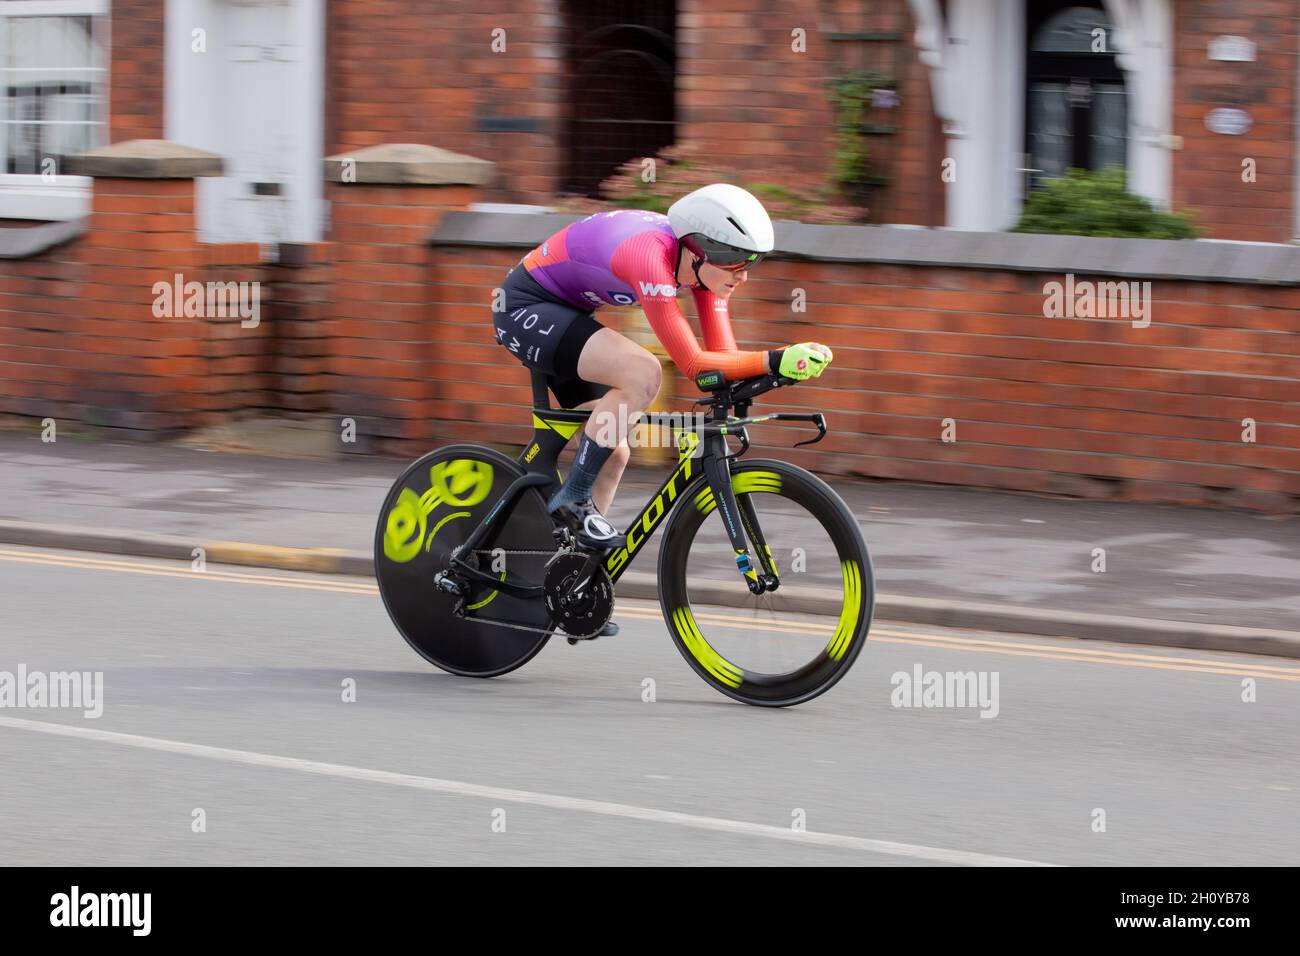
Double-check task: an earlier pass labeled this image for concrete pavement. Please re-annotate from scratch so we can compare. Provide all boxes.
[0,432,1296,655]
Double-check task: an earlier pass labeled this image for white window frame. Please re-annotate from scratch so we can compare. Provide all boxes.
[0,0,110,221]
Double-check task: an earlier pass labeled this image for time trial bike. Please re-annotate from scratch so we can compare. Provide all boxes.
[375,368,875,706]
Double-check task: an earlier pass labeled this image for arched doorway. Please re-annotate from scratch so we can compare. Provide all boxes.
[561,2,676,198]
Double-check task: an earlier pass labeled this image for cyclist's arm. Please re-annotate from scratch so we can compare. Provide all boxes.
[610,232,769,381]
[691,286,739,351]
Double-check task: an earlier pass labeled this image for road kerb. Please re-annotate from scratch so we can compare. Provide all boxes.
[2,519,1297,660]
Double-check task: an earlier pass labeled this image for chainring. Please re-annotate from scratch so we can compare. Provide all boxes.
[543,551,614,639]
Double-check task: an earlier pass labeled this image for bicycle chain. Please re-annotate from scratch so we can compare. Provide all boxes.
[452,547,569,637]
[457,611,555,637]
[468,549,560,558]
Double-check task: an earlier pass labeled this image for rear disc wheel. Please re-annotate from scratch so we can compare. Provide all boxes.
[375,444,556,677]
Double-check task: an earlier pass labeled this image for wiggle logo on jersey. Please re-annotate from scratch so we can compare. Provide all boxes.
[639,281,677,299]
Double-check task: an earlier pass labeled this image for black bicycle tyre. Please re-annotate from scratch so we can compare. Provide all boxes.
[657,458,875,706]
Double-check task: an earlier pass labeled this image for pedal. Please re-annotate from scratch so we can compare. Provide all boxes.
[565,618,618,644]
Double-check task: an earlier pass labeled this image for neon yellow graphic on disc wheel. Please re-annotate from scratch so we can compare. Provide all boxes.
[466,571,506,611]
[421,509,504,611]
[430,459,494,508]
[383,487,426,563]
[425,511,471,553]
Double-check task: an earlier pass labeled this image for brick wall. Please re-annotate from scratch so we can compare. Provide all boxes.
[1172,0,1299,242]
[325,181,484,450]
[109,1,164,142]
[675,2,836,185]
[267,243,335,413]
[424,243,1300,513]
[864,4,942,227]
[327,0,564,204]
[676,0,936,225]
[741,259,1299,512]
[0,178,271,437]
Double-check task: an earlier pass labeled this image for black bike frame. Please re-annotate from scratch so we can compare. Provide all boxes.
[448,370,826,597]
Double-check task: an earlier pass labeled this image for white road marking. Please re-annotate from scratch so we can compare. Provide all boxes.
[1,714,1055,867]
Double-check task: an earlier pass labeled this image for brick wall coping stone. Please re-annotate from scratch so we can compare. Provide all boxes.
[66,139,224,178]
[0,218,87,258]
[429,212,1300,285]
[323,143,494,186]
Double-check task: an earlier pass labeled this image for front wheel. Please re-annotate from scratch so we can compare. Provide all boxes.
[657,459,874,706]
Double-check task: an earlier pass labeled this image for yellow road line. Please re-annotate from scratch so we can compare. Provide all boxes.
[0,549,375,595]
[618,609,1300,680]
[867,635,1300,681]
[4,548,1297,682]
[872,626,1300,674]
[666,604,1300,676]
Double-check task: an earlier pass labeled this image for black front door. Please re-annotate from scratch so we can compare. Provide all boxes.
[1025,2,1127,186]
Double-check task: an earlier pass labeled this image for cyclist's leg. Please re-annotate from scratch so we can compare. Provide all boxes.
[575,327,662,454]
[544,327,659,545]
[591,440,629,515]
[548,374,629,515]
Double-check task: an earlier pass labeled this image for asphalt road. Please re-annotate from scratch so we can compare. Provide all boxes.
[1,544,1297,866]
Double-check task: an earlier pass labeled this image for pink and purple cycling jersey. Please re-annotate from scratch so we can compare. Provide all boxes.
[519,209,769,381]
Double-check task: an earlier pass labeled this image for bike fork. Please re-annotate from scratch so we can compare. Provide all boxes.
[702,434,767,595]
[736,492,780,592]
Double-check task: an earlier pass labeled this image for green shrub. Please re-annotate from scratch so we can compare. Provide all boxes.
[1013,167,1199,239]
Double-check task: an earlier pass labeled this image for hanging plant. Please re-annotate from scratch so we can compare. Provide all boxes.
[830,71,893,205]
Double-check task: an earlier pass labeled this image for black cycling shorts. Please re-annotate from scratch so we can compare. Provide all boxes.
[492,264,611,409]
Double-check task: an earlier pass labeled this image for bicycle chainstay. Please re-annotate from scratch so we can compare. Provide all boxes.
[451,546,571,637]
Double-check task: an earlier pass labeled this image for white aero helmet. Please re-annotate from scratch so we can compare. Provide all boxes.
[668,183,774,268]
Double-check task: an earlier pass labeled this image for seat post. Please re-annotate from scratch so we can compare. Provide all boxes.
[530,370,551,410]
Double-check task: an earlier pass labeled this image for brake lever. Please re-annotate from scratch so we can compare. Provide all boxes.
[794,413,827,448]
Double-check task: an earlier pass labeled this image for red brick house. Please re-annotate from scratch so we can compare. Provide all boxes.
[2,1,1297,513]
[3,0,1297,241]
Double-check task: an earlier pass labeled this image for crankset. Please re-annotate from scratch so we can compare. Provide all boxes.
[438,545,612,640]
[543,551,614,639]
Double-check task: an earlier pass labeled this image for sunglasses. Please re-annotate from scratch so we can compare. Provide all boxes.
[714,257,764,274]
[687,235,769,270]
